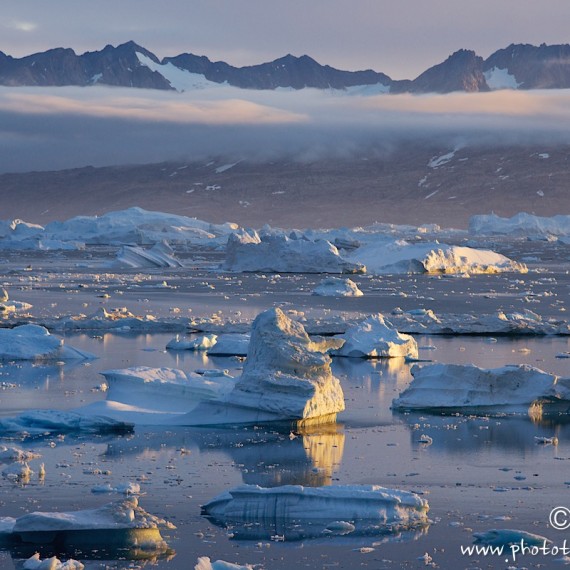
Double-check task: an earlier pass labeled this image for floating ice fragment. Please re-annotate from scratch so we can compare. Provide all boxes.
[23,553,84,570]
[195,557,254,570]
[0,325,96,361]
[312,277,363,297]
[473,528,550,547]
[333,314,418,359]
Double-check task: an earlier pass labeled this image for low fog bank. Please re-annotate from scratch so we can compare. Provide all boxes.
[2,86,570,173]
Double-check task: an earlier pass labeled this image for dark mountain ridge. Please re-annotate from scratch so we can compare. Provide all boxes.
[2,41,570,93]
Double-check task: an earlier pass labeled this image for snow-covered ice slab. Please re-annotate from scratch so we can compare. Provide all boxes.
[79,308,345,427]
[469,212,570,237]
[312,277,363,297]
[0,497,173,553]
[347,239,527,275]
[0,325,95,361]
[202,484,429,540]
[0,410,133,436]
[392,363,569,413]
[333,314,418,359]
[224,229,365,274]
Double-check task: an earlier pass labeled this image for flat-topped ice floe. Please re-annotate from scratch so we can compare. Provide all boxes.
[80,308,345,427]
[0,410,133,436]
[312,277,363,297]
[0,497,174,553]
[224,229,365,274]
[469,212,570,237]
[347,239,527,275]
[195,557,254,570]
[393,363,570,414]
[0,325,95,361]
[333,314,418,359]
[202,484,429,540]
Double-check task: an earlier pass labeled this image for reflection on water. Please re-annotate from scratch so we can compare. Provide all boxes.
[105,423,345,488]
[399,411,570,454]
[204,514,430,543]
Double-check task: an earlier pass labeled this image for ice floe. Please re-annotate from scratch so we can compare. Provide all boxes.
[473,528,550,547]
[224,228,365,273]
[470,212,570,237]
[202,483,429,540]
[0,410,133,436]
[392,363,570,413]
[332,314,418,359]
[0,446,41,463]
[195,557,254,570]
[207,333,250,356]
[312,277,363,297]
[166,333,218,351]
[0,325,95,361]
[0,497,174,552]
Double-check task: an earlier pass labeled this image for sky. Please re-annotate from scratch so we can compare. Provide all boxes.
[3,0,570,79]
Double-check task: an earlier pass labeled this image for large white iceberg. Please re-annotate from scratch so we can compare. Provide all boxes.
[0,325,95,361]
[79,308,345,427]
[224,229,365,273]
[469,212,570,237]
[42,206,236,246]
[202,484,429,540]
[392,363,566,412]
[347,239,527,275]
[227,308,345,425]
[333,314,418,359]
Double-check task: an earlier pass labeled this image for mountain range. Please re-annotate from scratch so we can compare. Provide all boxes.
[2,41,570,93]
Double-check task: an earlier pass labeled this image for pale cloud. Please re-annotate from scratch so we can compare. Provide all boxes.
[1,84,570,172]
[0,88,307,125]
[4,20,38,33]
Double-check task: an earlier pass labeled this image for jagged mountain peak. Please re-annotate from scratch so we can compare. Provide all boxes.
[2,41,570,93]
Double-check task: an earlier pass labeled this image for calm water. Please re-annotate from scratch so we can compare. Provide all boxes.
[1,332,569,569]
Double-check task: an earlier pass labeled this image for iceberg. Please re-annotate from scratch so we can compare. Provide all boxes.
[207,333,250,356]
[226,308,345,425]
[312,277,363,297]
[333,314,418,359]
[224,229,365,274]
[114,241,183,268]
[202,483,429,540]
[0,325,95,361]
[469,212,570,237]
[44,206,237,246]
[392,363,564,412]
[79,308,345,427]
[0,497,173,552]
[348,239,527,275]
